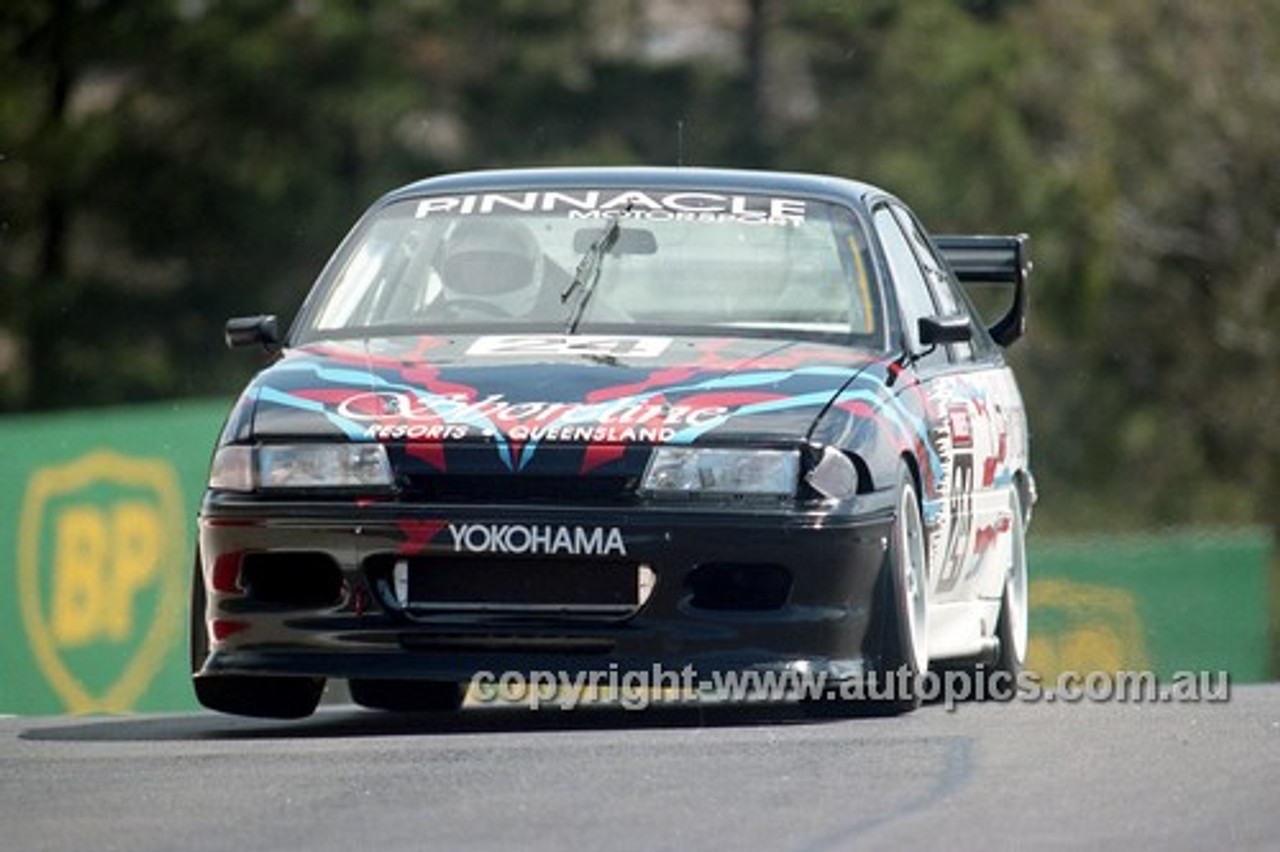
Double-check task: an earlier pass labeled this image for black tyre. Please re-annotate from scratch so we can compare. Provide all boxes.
[808,467,929,717]
[984,486,1028,700]
[349,679,466,713]
[189,552,209,676]
[869,468,930,711]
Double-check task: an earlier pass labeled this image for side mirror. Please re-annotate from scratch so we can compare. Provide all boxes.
[918,314,974,347]
[225,315,280,351]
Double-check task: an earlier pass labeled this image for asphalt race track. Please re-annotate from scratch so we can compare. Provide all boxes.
[4,683,1278,851]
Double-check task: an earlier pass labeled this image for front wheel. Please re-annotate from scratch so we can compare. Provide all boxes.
[873,469,930,710]
[990,486,1029,685]
[809,467,929,717]
[189,552,209,677]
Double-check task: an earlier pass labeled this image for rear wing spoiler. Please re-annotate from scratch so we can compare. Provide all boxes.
[935,234,1031,347]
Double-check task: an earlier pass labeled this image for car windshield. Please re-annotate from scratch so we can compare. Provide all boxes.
[297,188,882,345]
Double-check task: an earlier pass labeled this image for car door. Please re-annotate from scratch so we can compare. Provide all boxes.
[873,202,996,606]
[890,204,1020,604]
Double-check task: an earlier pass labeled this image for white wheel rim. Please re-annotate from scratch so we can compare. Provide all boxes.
[899,484,929,675]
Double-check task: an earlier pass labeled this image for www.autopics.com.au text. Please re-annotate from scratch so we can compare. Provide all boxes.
[466,665,1231,712]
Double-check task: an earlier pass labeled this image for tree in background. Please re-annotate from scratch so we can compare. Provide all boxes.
[1010,1,1280,531]
[782,0,1279,532]
[2,0,1277,533]
[0,0,760,407]
[2,0,453,408]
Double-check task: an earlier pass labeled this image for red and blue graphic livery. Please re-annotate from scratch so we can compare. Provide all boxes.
[193,166,1035,718]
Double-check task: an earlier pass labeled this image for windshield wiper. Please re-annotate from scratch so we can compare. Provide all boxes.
[561,216,621,334]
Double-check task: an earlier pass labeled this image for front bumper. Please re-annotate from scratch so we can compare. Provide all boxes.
[194,491,896,684]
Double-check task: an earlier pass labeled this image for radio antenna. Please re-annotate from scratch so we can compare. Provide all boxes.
[676,119,685,167]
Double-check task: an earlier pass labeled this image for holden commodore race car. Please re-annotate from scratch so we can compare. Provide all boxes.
[192,166,1034,718]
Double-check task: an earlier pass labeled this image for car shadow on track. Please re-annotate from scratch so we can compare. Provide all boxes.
[19,697,920,743]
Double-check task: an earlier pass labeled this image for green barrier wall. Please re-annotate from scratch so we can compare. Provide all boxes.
[1,400,228,715]
[1,400,1275,715]
[1027,531,1273,682]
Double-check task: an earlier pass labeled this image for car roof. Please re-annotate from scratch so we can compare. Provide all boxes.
[381,166,887,210]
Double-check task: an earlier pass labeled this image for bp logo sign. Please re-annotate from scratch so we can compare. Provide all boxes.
[18,451,187,713]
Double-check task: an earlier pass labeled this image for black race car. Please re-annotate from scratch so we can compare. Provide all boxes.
[192,166,1034,718]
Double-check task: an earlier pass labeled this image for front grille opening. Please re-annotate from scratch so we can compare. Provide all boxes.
[240,552,344,608]
[364,555,651,619]
[686,563,791,611]
[411,559,636,608]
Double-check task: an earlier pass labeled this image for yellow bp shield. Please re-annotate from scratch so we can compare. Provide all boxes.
[18,451,188,713]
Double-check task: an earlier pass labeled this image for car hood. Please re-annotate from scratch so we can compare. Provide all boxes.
[229,334,886,453]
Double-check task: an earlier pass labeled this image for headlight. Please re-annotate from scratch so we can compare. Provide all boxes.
[209,444,393,492]
[641,448,799,498]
